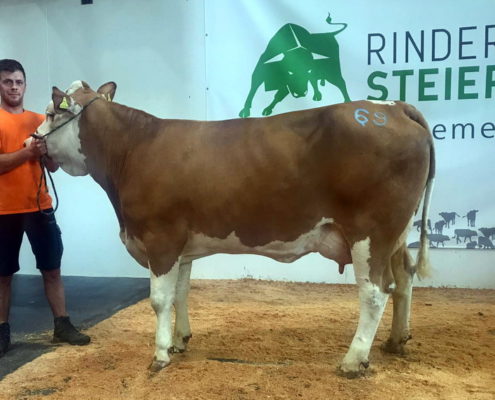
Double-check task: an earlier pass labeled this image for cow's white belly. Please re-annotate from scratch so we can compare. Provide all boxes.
[182,217,344,263]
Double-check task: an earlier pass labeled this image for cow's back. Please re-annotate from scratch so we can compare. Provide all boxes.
[119,101,432,247]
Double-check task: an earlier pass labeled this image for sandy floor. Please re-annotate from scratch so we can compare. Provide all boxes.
[0,279,494,400]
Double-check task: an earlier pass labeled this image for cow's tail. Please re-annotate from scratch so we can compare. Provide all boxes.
[416,169,434,279]
[405,104,435,279]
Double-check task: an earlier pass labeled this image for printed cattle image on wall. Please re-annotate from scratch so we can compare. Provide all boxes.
[239,13,351,118]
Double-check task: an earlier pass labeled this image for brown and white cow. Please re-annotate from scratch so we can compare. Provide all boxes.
[36,80,434,378]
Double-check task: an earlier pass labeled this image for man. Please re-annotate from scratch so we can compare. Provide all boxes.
[0,59,90,356]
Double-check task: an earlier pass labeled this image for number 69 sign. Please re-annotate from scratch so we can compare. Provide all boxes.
[354,108,388,127]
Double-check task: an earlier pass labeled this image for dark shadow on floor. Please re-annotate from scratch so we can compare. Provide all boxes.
[0,274,149,380]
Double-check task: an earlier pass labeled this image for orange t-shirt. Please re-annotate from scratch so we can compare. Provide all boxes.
[0,108,52,214]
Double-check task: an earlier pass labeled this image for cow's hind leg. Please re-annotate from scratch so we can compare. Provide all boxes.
[382,244,414,354]
[149,261,180,372]
[339,238,389,378]
[172,259,192,353]
[327,75,351,102]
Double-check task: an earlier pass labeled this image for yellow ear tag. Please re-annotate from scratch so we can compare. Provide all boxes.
[59,97,69,110]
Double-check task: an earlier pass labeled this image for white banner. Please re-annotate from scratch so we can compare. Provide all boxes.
[205,0,495,250]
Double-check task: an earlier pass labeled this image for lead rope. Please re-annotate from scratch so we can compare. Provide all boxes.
[36,157,59,215]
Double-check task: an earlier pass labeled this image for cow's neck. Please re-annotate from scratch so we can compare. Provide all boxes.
[80,102,160,225]
[81,102,156,179]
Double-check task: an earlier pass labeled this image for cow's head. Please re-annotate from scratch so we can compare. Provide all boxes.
[277,48,314,98]
[36,80,116,176]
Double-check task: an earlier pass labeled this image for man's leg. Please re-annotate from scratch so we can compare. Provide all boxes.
[0,275,12,356]
[0,213,23,357]
[40,268,67,318]
[0,275,13,323]
[25,211,89,345]
[41,268,90,345]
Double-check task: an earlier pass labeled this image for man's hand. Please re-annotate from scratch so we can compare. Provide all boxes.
[24,137,47,159]
[24,137,59,172]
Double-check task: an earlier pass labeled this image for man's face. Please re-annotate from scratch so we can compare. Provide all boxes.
[0,70,26,108]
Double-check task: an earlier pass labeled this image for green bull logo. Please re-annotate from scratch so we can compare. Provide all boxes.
[239,14,351,118]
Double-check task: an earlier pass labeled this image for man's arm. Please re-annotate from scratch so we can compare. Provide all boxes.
[0,138,47,175]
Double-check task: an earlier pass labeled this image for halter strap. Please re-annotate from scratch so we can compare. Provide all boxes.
[33,95,101,139]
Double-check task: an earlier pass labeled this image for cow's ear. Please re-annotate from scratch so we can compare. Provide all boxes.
[97,82,117,102]
[52,87,71,113]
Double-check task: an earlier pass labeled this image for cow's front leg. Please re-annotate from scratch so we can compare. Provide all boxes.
[382,245,413,354]
[149,261,180,372]
[339,238,389,378]
[239,69,263,118]
[310,79,322,101]
[172,259,192,353]
[263,87,289,116]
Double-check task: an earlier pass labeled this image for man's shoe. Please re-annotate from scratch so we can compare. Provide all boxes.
[0,322,11,356]
[53,316,90,345]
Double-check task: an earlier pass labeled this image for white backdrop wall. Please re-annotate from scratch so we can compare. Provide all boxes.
[0,0,494,288]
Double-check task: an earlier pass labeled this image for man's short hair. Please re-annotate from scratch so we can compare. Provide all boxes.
[0,59,26,80]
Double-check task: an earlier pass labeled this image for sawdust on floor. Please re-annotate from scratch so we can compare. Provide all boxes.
[0,279,494,400]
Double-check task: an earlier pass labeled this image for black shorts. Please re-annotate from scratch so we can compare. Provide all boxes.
[0,210,63,276]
